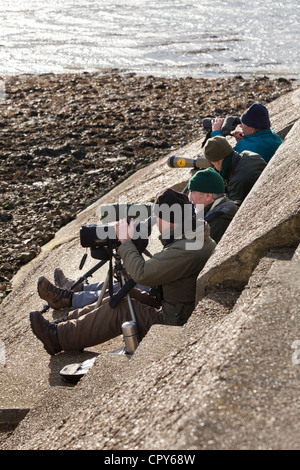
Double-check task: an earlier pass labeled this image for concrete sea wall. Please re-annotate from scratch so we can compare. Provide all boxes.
[0,87,299,450]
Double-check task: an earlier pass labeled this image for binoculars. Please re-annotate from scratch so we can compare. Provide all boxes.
[202,115,241,136]
[167,115,241,170]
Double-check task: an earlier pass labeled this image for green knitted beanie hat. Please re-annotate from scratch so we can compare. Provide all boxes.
[188,168,225,194]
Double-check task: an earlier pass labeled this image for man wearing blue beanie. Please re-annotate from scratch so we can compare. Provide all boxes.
[188,167,238,243]
[211,103,282,163]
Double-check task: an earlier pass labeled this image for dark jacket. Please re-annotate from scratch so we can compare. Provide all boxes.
[118,221,216,326]
[225,150,267,204]
[204,196,239,243]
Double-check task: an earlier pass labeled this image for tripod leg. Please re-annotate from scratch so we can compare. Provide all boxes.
[109,254,140,355]
[120,271,137,323]
[119,270,140,353]
[95,271,110,308]
[70,259,108,290]
[125,293,137,324]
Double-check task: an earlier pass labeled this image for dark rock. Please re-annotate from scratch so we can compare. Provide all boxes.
[17,251,36,264]
[0,212,13,222]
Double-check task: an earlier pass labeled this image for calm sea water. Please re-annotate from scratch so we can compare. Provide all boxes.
[0,0,299,78]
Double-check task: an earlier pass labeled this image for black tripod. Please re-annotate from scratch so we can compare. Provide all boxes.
[41,247,140,355]
[98,250,140,355]
[74,245,140,355]
[58,249,140,384]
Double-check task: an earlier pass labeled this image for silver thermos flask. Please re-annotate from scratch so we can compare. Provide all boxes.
[122,321,139,354]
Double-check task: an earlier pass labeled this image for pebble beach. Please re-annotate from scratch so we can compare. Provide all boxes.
[0,71,294,302]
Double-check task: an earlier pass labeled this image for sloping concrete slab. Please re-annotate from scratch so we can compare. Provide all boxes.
[1,88,300,448]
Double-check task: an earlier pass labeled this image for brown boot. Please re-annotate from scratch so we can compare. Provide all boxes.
[53,313,69,324]
[30,311,62,355]
[38,276,72,310]
[54,268,83,292]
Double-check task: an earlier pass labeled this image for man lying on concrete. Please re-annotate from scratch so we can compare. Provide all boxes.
[30,188,216,356]
[188,167,238,244]
[203,135,267,205]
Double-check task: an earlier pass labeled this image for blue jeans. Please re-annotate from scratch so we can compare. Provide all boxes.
[71,281,150,309]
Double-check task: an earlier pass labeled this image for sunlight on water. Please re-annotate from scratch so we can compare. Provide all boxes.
[0,0,299,77]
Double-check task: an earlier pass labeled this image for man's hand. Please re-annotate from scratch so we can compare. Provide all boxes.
[115,218,135,243]
[232,130,244,141]
[211,117,224,131]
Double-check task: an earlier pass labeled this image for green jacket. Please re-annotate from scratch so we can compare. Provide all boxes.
[118,221,216,326]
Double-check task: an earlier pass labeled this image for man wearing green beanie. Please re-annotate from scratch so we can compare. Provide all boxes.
[203,136,267,204]
[188,167,238,243]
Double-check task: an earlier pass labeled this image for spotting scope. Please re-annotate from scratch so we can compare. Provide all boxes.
[167,155,212,170]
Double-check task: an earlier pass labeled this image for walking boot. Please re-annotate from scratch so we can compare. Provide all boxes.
[54,268,83,292]
[30,311,62,355]
[38,276,72,310]
[53,313,69,324]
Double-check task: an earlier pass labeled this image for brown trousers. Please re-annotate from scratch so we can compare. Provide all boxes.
[57,288,163,351]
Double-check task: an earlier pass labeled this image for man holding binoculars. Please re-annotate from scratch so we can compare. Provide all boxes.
[211,102,282,163]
